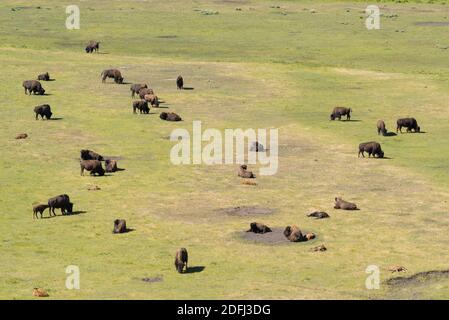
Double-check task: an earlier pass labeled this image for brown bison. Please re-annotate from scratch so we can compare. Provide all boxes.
[85,41,100,53]
[23,80,45,95]
[307,211,329,219]
[105,159,118,173]
[176,75,184,90]
[48,194,73,216]
[80,149,103,161]
[144,94,159,107]
[174,248,188,273]
[138,88,154,99]
[330,107,351,121]
[15,133,28,139]
[34,104,52,120]
[130,83,148,98]
[33,204,49,219]
[377,120,387,136]
[397,118,420,133]
[80,160,105,176]
[133,100,150,114]
[246,222,272,234]
[358,141,384,158]
[160,112,182,121]
[283,225,306,242]
[113,219,127,234]
[334,197,358,210]
[37,72,50,81]
[101,69,123,84]
[238,165,255,178]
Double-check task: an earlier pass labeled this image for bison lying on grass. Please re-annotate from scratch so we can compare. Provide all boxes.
[334,197,358,210]
[330,107,351,121]
[23,80,45,95]
[174,248,188,273]
[48,194,73,216]
[238,165,255,178]
[101,69,123,84]
[80,160,105,176]
[358,141,384,158]
[246,222,272,234]
[307,211,329,219]
[397,117,420,133]
[80,149,103,161]
[284,225,315,242]
[15,133,28,139]
[37,72,50,81]
[34,104,52,120]
[113,219,127,234]
[160,112,182,121]
[105,159,118,173]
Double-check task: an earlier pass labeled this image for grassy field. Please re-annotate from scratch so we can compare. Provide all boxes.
[1,0,449,299]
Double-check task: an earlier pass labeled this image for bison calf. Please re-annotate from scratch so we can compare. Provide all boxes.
[397,118,420,133]
[34,104,52,120]
[238,165,255,178]
[334,197,358,210]
[330,107,351,121]
[246,222,272,234]
[174,248,188,273]
[33,204,49,219]
[113,219,127,234]
[358,141,384,158]
[80,160,105,176]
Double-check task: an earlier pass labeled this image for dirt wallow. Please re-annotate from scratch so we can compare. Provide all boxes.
[215,206,276,217]
[239,227,318,245]
[386,269,449,288]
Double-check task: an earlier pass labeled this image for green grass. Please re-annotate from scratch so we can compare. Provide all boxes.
[1,0,449,299]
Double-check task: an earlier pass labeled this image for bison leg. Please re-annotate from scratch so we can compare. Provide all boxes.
[346,113,351,121]
[80,166,84,176]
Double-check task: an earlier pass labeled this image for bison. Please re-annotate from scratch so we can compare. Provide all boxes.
[246,222,272,234]
[174,248,188,273]
[144,94,159,107]
[307,211,329,219]
[138,88,154,99]
[330,107,351,121]
[397,118,420,133]
[23,80,45,95]
[132,100,150,114]
[358,141,384,158]
[15,133,28,139]
[101,69,123,84]
[85,41,100,53]
[283,225,306,242]
[160,112,182,121]
[33,204,49,219]
[238,165,255,178]
[377,120,387,136]
[34,104,52,120]
[250,141,265,152]
[105,159,118,173]
[80,149,103,161]
[48,194,73,216]
[80,160,105,176]
[334,197,358,210]
[176,75,184,90]
[130,83,148,98]
[37,72,50,81]
[113,219,127,234]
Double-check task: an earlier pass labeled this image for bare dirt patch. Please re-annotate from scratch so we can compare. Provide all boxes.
[215,206,276,217]
[386,269,449,288]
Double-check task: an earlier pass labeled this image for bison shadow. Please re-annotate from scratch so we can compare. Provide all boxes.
[182,87,194,90]
[48,117,63,121]
[114,228,135,234]
[41,210,87,219]
[185,266,205,274]
[44,79,56,82]
[383,132,397,137]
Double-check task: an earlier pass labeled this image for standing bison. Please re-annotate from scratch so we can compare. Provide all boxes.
[23,80,45,95]
[397,118,420,133]
[174,248,188,273]
[138,88,154,99]
[330,107,351,121]
[130,84,148,98]
[358,141,384,158]
[80,160,105,176]
[33,204,49,219]
[48,194,73,216]
[37,72,50,81]
[377,120,387,136]
[80,149,104,161]
[101,69,124,84]
[132,100,150,114]
[86,41,100,53]
[176,75,184,90]
[144,94,159,107]
[34,104,52,120]
[113,219,127,234]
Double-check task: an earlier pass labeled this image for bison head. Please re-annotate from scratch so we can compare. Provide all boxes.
[160,112,168,120]
[117,77,124,84]
[283,226,292,238]
[67,202,73,214]
[39,88,45,95]
[378,150,384,158]
[330,113,335,120]
[416,126,421,132]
